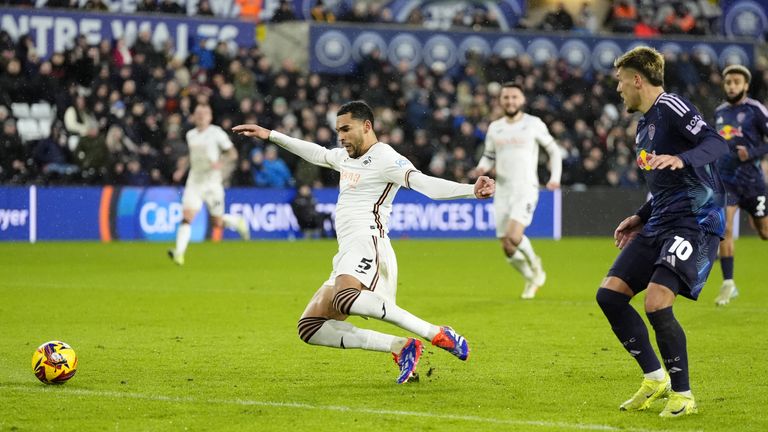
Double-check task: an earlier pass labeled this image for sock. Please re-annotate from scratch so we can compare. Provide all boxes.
[298,317,400,352]
[647,307,690,392]
[596,288,662,373]
[516,235,537,265]
[720,256,734,281]
[340,289,440,340]
[221,214,239,230]
[507,250,534,280]
[175,222,191,255]
[644,368,666,381]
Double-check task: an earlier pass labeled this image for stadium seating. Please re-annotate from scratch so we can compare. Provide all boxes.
[10,101,56,143]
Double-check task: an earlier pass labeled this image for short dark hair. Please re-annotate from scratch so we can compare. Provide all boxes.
[722,64,751,84]
[501,82,524,93]
[337,100,375,127]
[614,46,665,87]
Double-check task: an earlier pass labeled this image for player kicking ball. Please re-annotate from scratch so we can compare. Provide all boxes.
[168,104,250,266]
[234,101,494,383]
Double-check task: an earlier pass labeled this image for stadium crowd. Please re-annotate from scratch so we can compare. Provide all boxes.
[21,0,727,37]
[0,5,766,189]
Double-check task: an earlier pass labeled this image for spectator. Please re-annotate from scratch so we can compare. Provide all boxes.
[311,0,336,23]
[291,184,334,238]
[661,3,696,34]
[272,0,296,22]
[605,0,637,33]
[540,2,574,32]
[0,119,29,183]
[250,145,293,187]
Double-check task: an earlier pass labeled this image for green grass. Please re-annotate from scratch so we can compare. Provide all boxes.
[1,238,766,431]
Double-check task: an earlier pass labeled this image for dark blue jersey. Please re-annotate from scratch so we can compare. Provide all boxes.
[714,97,768,186]
[634,92,728,237]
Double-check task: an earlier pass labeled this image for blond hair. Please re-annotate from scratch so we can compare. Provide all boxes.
[614,46,665,87]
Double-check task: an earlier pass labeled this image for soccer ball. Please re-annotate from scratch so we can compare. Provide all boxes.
[31,341,78,384]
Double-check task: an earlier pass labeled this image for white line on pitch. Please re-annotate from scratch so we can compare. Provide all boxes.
[2,385,698,432]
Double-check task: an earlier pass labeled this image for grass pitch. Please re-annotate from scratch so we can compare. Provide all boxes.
[1,238,766,431]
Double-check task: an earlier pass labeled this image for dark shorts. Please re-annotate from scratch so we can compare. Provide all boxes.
[607,229,720,300]
[724,180,767,219]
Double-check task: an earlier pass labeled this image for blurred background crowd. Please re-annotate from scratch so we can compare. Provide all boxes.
[1,0,765,189]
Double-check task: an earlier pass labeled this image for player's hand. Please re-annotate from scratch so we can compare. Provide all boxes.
[232,124,271,140]
[648,154,684,170]
[614,215,643,249]
[545,181,560,191]
[736,145,750,162]
[474,176,495,199]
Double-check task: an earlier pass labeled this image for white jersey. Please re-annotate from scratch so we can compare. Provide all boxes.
[481,113,561,194]
[185,125,233,185]
[268,131,476,246]
[318,142,415,243]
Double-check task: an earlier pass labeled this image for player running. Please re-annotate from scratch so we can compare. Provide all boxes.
[472,83,562,299]
[713,64,768,306]
[233,101,495,384]
[168,104,250,266]
[596,47,728,417]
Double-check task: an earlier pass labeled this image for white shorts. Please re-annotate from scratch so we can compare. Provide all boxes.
[494,188,539,236]
[182,181,225,217]
[324,235,398,302]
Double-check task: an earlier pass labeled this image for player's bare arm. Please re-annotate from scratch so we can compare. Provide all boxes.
[614,215,643,249]
[232,124,272,140]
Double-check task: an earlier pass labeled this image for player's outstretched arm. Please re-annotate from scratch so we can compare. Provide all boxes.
[233,124,336,169]
[232,124,271,140]
[408,172,494,200]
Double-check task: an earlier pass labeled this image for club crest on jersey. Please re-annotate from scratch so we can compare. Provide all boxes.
[718,125,743,140]
[395,159,410,168]
[737,112,746,123]
[636,149,655,171]
[648,124,656,141]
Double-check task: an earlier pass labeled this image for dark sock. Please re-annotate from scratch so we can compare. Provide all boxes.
[647,307,689,392]
[721,256,734,280]
[596,288,661,373]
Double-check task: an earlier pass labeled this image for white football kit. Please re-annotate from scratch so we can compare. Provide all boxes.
[478,114,562,234]
[182,125,234,217]
[269,131,476,302]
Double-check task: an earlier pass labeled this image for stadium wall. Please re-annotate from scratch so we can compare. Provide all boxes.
[2,186,759,242]
[0,186,558,242]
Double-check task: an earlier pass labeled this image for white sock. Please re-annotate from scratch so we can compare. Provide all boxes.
[308,319,401,352]
[221,214,239,230]
[175,223,191,255]
[348,290,440,340]
[677,390,693,398]
[516,235,537,265]
[508,250,534,280]
[644,368,666,381]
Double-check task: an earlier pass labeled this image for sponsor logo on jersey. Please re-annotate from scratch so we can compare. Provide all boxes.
[718,124,743,140]
[395,159,410,168]
[636,149,655,171]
